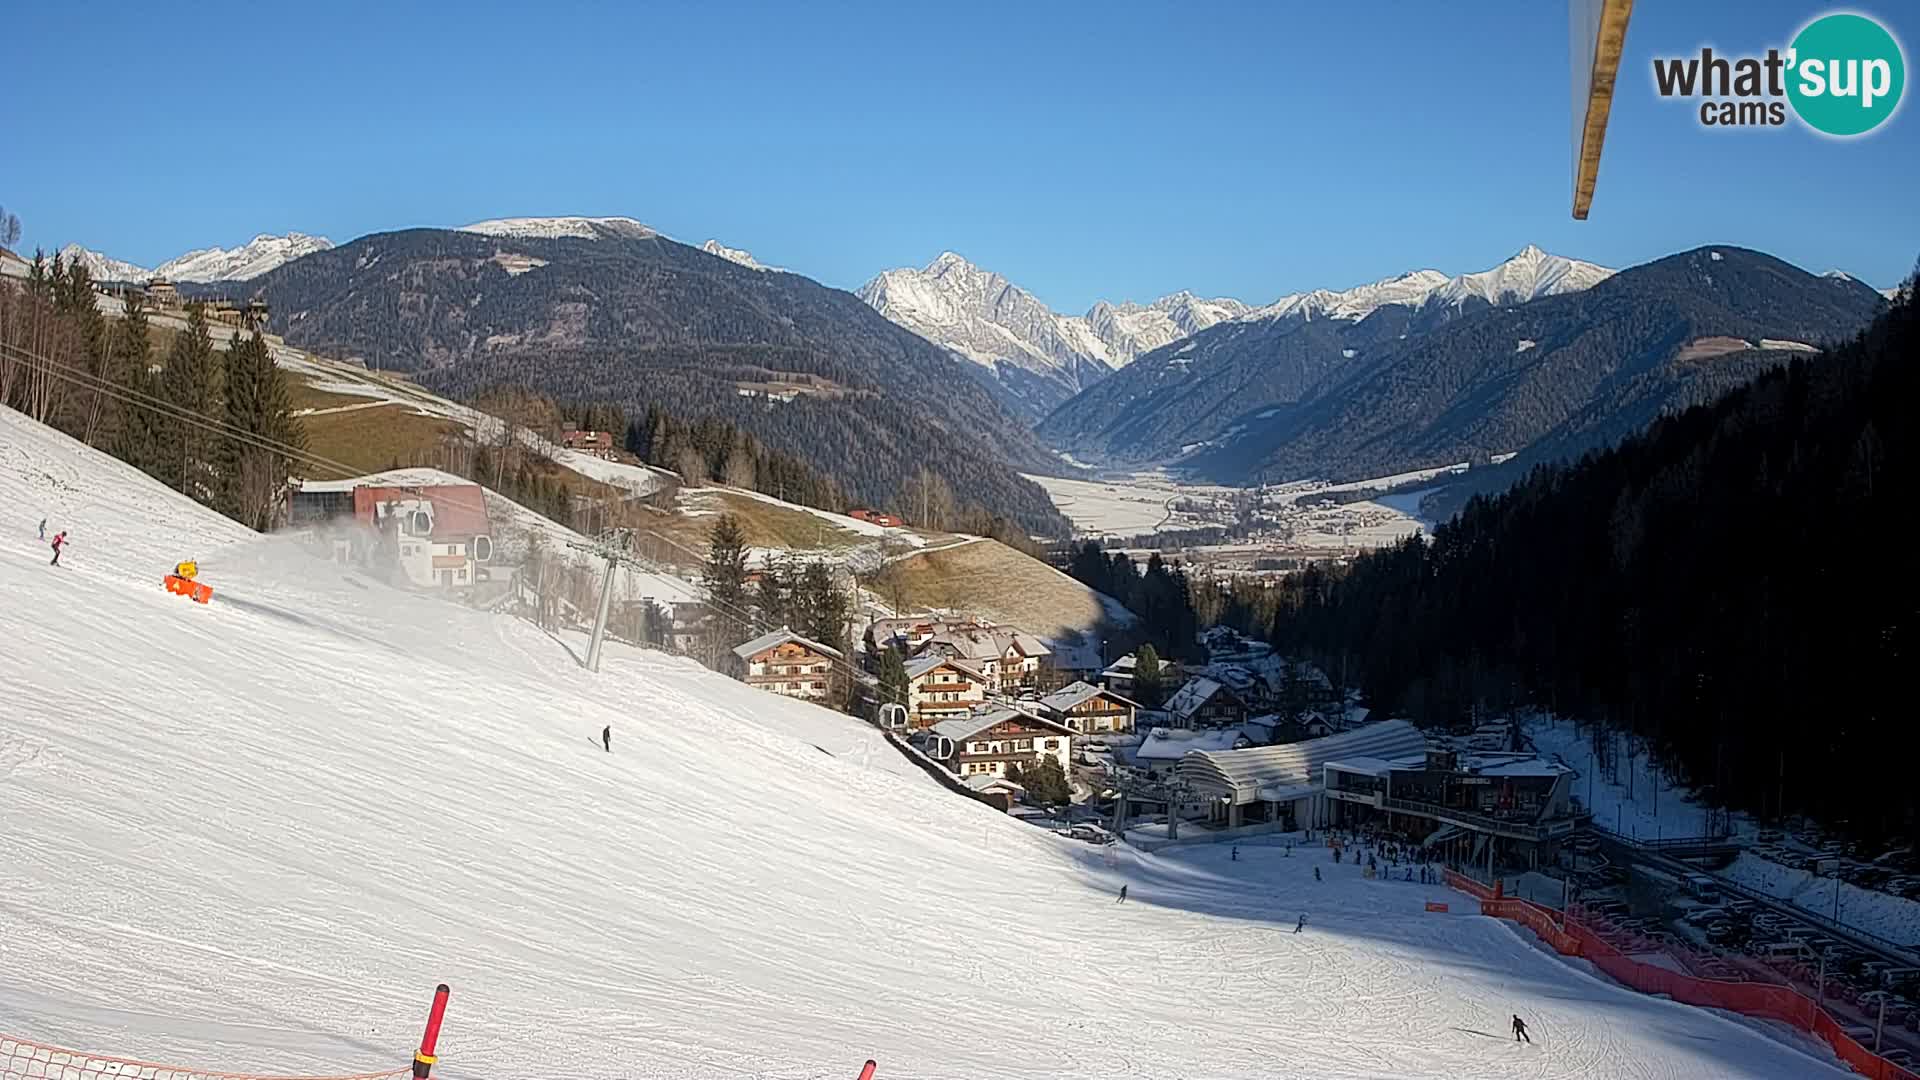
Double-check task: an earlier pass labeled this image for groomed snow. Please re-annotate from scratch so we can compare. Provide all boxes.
[0,407,1849,1079]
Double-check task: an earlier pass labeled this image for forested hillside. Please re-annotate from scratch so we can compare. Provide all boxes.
[1266,271,1916,837]
[239,228,1071,535]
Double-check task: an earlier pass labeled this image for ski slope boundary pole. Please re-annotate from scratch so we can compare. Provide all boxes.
[857,1060,877,1080]
[413,984,450,1079]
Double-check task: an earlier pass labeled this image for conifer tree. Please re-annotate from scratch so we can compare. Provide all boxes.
[156,303,218,498]
[219,330,307,530]
[701,513,752,666]
[111,294,159,475]
[1134,644,1164,707]
[876,643,910,709]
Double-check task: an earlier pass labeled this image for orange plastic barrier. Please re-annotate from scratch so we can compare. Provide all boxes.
[164,574,214,604]
[1,1035,410,1080]
[1425,901,1450,913]
[1445,870,1920,1080]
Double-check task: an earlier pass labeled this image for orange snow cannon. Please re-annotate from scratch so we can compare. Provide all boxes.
[164,562,213,604]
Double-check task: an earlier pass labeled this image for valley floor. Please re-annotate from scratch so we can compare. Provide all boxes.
[0,408,1849,1079]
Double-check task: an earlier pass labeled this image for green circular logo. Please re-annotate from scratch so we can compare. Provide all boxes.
[1787,13,1906,136]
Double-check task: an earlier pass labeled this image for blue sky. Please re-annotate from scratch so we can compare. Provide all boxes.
[6,0,1914,310]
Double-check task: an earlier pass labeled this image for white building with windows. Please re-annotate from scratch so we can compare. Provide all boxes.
[919,706,1074,782]
[733,628,844,703]
[904,655,988,730]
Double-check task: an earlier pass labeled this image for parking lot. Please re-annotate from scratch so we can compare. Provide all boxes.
[1568,832,1920,1070]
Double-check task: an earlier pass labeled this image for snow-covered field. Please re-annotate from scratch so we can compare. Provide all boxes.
[1021,471,1229,537]
[1024,468,1437,551]
[0,407,1849,1079]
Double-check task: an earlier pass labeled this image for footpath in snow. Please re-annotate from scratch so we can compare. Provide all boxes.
[0,407,1852,1079]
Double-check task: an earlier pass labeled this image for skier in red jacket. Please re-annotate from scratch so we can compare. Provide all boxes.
[49,531,67,566]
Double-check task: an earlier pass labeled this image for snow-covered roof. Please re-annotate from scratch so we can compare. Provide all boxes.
[1459,754,1572,779]
[733,627,844,662]
[1165,676,1230,721]
[920,625,1051,662]
[1176,720,1429,805]
[929,706,1072,743]
[1101,654,1137,676]
[963,773,1024,793]
[1136,726,1252,761]
[1037,681,1138,714]
[904,655,986,682]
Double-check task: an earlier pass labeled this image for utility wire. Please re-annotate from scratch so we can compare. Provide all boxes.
[7,341,884,688]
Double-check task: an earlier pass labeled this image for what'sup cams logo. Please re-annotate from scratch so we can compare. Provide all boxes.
[1652,11,1906,136]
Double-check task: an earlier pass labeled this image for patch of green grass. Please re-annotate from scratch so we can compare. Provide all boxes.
[296,404,469,478]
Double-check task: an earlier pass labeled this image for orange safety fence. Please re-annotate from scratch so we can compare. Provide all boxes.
[0,1036,411,1080]
[1445,869,1920,1080]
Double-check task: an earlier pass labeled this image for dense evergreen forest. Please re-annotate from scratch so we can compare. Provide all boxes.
[0,249,305,529]
[1265,275,1916,838]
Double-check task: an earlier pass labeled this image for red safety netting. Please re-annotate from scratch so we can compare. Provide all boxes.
[1,1035,411,1080]
[1446,869,1920,1080]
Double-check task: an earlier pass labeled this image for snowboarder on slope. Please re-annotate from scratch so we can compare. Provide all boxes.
[1293,913,1306,934]
[49,531,67,566]
[1512,1015,1530,1043]
[601,725,611,753]
[1117,884,1128,904]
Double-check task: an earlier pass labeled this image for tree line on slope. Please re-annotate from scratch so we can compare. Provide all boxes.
[1265,270,1917,840]
[426,347,1071,537]
[696,512,862,712]
[0,250,305,531]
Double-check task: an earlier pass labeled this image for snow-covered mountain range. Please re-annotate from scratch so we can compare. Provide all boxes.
[457,216,658,241]
[1242,246,1614,324]
[857,252,1247,420]
[56,233,334,284]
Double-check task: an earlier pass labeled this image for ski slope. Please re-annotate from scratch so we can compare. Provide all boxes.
[0,407,1849,1080]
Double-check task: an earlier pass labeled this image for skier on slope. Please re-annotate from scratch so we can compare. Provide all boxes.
[49,530,67,566]
[38,518,47,541]
[1512,1015,1531,1043]
[1293,913,1306,934]
[1314,866,1322,881]
[1117,884,1128,904]
[602,725,612,753]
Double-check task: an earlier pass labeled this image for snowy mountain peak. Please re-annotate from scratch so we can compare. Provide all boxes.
[56,244,152,283]
[458,216,658,241]
[928,250,975,273]
[858,254,1251,418]
[56,233,332,284]
[699,239,782,273]
[155,232,334,282]
[1431,246,1613,308]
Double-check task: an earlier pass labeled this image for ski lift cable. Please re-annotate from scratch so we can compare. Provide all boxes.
[10,343,885,690]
